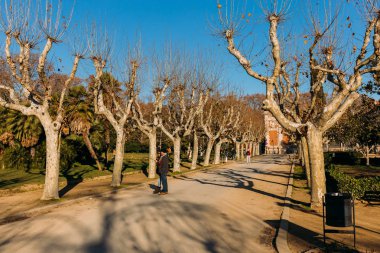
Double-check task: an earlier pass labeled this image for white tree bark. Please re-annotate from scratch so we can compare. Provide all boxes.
[255,143,260,155]
[306,124,326,207]
[203,139,214,166]
[173,137,181,172]
[240,143,245,160]
[148,131,157,178]
[213,141,222,165]
[235,142,240,160]
[41,125,61,200]
[111,129,126,187]
[301,136,311,188]
[191,131,199,170]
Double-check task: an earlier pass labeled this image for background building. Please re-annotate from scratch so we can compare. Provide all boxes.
[264,112,290,154]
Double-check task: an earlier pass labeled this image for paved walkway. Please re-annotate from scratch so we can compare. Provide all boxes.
[0,155,291,253]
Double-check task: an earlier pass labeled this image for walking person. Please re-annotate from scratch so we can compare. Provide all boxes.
[246,149,251,163]
[157,147,170,195]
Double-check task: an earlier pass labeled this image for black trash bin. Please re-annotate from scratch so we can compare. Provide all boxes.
[325,192,353,227]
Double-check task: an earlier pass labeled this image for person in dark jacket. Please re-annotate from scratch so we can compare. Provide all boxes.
[157,148,169,195]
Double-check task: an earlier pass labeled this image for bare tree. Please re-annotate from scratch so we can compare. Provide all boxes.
[89,31,140,186]
[190,126,201,170]
[133,82,170,178]
[0,0,83,200]
[159,61,209,172]
[201,94,236,166]
[217,0,380,205]
[213,95,241,164]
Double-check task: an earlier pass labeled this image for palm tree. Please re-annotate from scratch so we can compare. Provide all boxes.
[66,86,103,171]
[0,108,43,158]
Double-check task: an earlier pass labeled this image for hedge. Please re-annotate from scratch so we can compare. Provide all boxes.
[327,165,380,199]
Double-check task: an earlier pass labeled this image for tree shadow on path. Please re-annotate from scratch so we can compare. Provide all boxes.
[176,168,309,206]
[0,191,273,253]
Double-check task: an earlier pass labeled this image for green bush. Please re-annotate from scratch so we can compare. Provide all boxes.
[2,143,30,170]
[325,151,362,165]
[328,165,380,199]
[124,141,149,153]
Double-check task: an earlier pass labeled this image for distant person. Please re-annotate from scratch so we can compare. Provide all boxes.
[246,150,251,163]
[157,148,170,195]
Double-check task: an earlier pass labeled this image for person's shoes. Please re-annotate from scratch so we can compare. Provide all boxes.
[159,191,168,195]
[153,187,160,194]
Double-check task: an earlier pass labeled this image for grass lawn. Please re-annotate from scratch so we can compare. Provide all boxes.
[0,153,149,190]
[333,164,380,178]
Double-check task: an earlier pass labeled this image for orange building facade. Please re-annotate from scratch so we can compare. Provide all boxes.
[264,111,289,154]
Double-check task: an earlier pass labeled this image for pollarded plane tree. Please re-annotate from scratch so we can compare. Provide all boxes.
[0,0,83,200]
[249,95,266,155]
[89,33,140,186]
[159,59,209,172]
[189,58,219,169]
[132,79,170,179]
[227,94,263,160]
[217,0,380,205]
[190,118,203,170]
[213,94,241,165]
[241,95,265,157]
[246,118,265,157]
[200,94,236,166]
[228,100,252,160]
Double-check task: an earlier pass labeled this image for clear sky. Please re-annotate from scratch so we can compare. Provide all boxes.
[39,0,373,97]
[60,0,269,95]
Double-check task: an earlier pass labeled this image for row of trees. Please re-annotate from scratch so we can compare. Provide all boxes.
[0,1,265,200]
[216,0,380,206]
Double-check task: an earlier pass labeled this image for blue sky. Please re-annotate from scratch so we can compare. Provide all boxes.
[60,0,266,95]
[38,0,373,97]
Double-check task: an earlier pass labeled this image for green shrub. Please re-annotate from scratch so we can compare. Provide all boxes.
[325,151,362,165]
[2,143,30,170]
[328,165,380,199]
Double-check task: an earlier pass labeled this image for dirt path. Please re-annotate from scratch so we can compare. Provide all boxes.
[0,155,291,253]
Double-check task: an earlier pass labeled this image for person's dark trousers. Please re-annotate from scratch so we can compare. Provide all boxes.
[160,173,168,192]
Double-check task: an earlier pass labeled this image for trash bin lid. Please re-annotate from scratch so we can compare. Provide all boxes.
[325,192,351,198]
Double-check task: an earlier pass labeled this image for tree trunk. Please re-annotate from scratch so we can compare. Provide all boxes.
[306,125,326,207]
[111,130,125,187]
[41,128,61,200]
[235,142,240,160]
[148,131,157,178]
[298,141,304,166]
[203,138,214,166]
[240,143,245,159]
[187,143,192,160]
[191,131,198,170]
[82,132,102,171]
[173,137,181,172]
[366,146,370,166]
[301,136,311,188]
[214,141,222,165]
[105,125,111,168]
